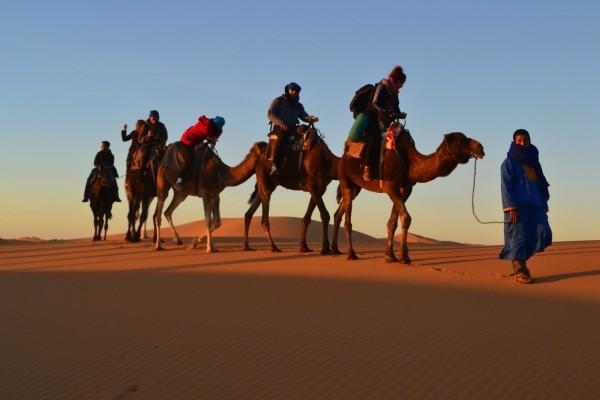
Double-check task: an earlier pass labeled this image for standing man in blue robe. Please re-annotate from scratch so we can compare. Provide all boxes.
[499,129,552,284]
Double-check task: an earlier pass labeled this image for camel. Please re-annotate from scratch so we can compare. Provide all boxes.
[331,124,485,262]
[153,142,264,252]
[243,124,339,254]
[124,138,163,242]
[88,167,116,241]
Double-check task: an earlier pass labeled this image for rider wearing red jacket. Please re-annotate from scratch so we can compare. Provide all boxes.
[172,115,225,191]
[181,115,224,146]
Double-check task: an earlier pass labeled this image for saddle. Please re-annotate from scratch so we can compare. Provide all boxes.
[286,124,319,171]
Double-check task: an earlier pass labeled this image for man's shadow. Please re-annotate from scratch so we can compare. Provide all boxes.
[535,268,600,284]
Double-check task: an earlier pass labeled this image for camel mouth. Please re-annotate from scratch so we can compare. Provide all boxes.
[472,152,485,160]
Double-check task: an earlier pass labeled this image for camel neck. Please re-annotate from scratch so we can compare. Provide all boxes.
[406,144,459,183]
[322,143,340,180]
[220,151,259,188]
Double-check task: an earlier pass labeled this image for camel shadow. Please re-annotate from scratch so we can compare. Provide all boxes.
[535,269,600,284]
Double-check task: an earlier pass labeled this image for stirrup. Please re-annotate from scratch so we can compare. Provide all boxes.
[174,178,184,192]
[362,166,371,182]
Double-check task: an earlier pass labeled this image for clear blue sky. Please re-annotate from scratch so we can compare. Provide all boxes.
[1,0,599,244]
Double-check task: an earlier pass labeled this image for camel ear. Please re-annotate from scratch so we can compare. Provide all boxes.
[252,142,267,155]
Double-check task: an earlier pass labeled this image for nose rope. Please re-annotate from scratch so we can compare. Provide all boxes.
[471,159,506,224]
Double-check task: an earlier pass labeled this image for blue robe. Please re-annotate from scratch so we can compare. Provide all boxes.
[499,158,552,261]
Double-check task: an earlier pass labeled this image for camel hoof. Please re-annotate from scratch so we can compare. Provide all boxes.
[174,238,183,245]
[347,252,359,261]
[399,256,411,265]
[385,254,398,263]
[271,247,282,253]
[299,245,313,253]
[330,248,342,256]
[155,246,164,251]
[320,247,331,255]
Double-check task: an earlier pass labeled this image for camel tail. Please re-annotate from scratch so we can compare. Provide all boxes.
[248,185,258,205]
[336,184,342,204]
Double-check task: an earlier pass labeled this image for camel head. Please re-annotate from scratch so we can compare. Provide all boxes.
[252,141,268,157]
[441,132,485,164]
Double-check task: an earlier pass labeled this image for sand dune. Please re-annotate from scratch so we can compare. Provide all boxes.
[1,238,600,399]
[394,232,465,245]
[110,216,455,245]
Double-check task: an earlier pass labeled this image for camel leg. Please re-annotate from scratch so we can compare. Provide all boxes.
[97,213,104,241]
[164,191,188,245]
[207,196,221,253]
[202,196,217,253]
[243,195,261,251]
[125,199,134,241]
[103,212,109,241]
[314,194,331,255]
[304,188,331,255]
[387,191,412,264]
[211,196,221,231]
[135,197,151,242]
[342,187,358,260]
[260,189,281,253]
[142,221,149,240]
[92,211,99,241]
[385,205,399,263]
[299,197,317,253]
[153,191,168,251]
[331,202,344,255]
[132,197,143,242]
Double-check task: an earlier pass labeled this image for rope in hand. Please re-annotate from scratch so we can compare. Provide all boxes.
[471,159,505,224]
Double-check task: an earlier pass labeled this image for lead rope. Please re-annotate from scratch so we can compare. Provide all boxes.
[471,159,505,224]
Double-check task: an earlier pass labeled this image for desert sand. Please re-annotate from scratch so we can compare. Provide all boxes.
[1,218,600,399]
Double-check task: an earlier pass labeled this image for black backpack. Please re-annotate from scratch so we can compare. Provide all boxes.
[349,83,375,117]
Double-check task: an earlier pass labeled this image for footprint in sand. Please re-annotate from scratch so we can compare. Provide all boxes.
[113,384,140,400]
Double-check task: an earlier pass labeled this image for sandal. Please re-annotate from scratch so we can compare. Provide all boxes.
[515,271,534,284]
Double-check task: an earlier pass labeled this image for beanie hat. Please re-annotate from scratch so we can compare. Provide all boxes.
[211,116,225,129]
[149,110,160,120]
[284,82,302,93]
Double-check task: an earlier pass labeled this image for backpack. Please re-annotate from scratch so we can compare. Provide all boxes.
[349,83,375,117]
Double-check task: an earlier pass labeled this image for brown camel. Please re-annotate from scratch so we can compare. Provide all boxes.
[153,142,264,252]
[331,125,485,262]
[243,124,340,254]
[124,136,163,242]
[88,167,116,241]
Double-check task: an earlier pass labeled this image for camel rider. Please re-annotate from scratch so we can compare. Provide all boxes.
[121,119,149,169]
[140,110,168,174]
[347,66,407,181]
[267,82,319,175]
[147,110,168,146]
[82,141,122,202]
[173,115,225,191]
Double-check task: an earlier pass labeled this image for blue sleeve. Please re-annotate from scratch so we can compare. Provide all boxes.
[501,159,518,210]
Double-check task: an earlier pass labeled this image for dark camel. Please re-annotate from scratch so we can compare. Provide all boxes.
[332,124,485,262]
[244,125,340,254]
[153,142,264,252]
[124,133,163,242]
[89,167,116,241]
